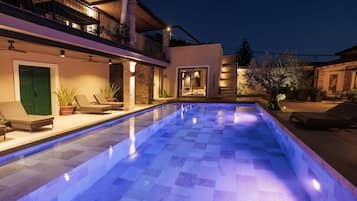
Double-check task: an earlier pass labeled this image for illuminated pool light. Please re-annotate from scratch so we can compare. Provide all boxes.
[312,179,321,191]
[192,117,197,124]
[234,112,258,123]
[64,173,70,182]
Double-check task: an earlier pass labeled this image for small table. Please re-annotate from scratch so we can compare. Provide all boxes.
[0,120,10,141]
[0,125,6,140]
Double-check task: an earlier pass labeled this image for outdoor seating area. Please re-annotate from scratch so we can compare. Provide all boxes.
[74,95,112,114]
[290,102,357,128]
[94,93,124,110]
[0,103,157,154]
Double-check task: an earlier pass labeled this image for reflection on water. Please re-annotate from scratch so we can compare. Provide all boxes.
[129,117,137,158]
[108,145,113,159]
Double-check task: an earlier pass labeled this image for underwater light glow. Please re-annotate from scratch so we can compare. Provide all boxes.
[234,112,258,123]
[64,173,70,182]
[312,179,321,191]
[192,117,197,124]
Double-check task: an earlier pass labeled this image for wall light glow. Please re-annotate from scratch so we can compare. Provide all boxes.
[129,61,136,73]
[87,8,94,17]
[64,173,70,182]
[312,179,321,191]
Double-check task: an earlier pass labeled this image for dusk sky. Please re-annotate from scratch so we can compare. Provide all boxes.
[143,0,357,56]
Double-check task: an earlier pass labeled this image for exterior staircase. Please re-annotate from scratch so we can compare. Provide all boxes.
[219,65,237,97]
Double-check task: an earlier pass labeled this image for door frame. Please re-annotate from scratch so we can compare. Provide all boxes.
[13,60,59,116]
[176,66,210,98]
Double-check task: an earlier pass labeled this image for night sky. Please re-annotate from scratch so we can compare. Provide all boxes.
[143,0,357,56]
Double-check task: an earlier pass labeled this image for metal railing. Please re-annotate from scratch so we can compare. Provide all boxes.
[1,0,129,46]
[1,0,168,60]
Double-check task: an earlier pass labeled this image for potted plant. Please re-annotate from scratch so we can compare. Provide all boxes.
[100,83,120,101]
[55,87,77,115]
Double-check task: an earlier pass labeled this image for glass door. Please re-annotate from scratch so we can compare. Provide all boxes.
[178,68,207,97]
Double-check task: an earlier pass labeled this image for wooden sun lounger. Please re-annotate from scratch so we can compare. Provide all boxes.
[93,94,123,110]
[0,101,54,132]
[75,95,112,114]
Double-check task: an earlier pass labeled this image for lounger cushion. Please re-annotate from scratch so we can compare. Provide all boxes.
[75,95,112,113]
[291,112,349,128]
[94,94,123,110]
[0,101,54,131]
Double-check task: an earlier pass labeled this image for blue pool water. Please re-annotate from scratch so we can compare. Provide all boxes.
[69,103,309,201]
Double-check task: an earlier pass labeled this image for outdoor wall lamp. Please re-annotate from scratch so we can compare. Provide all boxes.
[60,49,65,58]
[129,61,136,76]
[108,59,112,65]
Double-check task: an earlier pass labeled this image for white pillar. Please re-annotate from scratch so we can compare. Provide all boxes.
[123,60,136,110]
[127,0,137,47]
[120,0,128,25]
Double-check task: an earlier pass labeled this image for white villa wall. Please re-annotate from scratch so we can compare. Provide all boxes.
[164,44,223,98]
[0,51,109,115]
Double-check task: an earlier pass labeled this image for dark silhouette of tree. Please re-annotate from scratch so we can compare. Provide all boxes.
[245,52,304,110]
[238,38,253,66]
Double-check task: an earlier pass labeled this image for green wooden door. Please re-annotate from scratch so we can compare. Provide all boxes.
[19,65,52,115]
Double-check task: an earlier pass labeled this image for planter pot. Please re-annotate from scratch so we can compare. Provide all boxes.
[59,106,75,115]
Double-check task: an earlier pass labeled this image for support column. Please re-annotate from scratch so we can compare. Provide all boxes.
[127,0,137,47]
[162,27,170,58]
[123,60,137,110]
[135,64,153,104]
[120,0,128,25]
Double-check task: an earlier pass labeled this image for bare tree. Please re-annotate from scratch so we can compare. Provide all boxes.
[245,52,304,110]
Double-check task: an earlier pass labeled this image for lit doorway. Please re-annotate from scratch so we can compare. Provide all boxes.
[178,68,207,97]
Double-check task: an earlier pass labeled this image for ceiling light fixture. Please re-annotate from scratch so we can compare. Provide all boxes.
[108,59,112,65]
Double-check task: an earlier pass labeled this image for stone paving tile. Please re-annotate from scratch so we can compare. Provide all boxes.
[70,104,309,201]
[0,104,311,201]
[0,105,180,200]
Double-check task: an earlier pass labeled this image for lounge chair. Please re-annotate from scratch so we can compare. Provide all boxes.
[74,95,112,114]
[0,101,54,132]
[93,94,123,110]
[290,102,357,128]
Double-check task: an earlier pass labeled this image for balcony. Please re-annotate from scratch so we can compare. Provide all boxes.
[0,0,165,60]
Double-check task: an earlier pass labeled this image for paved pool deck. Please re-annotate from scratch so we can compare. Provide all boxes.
[277,101,357,188]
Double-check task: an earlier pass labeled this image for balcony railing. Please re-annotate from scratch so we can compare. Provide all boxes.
[0,0,167,60]
[1,0,129,45]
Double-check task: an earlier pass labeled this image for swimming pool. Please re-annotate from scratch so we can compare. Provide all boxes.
[0,103,355,201]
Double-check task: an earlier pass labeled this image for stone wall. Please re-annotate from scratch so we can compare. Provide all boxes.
[135,64,153,104]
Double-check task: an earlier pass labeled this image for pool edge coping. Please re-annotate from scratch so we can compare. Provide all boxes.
[254,102,357,198]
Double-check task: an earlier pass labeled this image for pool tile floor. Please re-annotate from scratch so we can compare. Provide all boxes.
[74,104,310,201]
